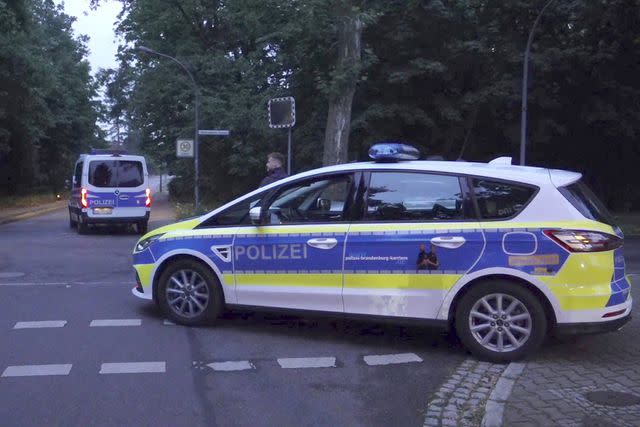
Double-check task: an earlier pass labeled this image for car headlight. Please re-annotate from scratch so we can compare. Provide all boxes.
[134,234,164,253]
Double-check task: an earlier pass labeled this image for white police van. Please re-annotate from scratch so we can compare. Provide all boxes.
[130,143,631,362]
[69,150,151,234]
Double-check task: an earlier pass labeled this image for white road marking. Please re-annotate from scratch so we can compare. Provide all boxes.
[2,364,72,377]
[163,320,175,326]
[363,353,423,366]
[99,362,166,374]
[277,357,336,369]
[90,319,141,327]
[0,272,25,279]
[207,361,255,371]
[14,321,67,329]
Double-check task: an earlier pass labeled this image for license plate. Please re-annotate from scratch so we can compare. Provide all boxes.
[93,207,113,215]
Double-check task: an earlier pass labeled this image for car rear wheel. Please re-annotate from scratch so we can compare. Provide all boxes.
[77,215,88,234]
[455,280,547,363]
[157,259,223,326]
[137,220,148,235]
[68,210,77,228]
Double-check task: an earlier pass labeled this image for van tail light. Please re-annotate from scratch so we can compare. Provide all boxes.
[543,229,622,252]
[81,188,88,208]
[145,188,152,207]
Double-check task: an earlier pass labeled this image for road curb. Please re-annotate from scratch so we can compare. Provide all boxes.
[481,362,526,427]
[0,203,66,226]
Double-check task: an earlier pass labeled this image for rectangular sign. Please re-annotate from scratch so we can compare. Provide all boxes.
[176,139,194,158]
[198,129,230,136]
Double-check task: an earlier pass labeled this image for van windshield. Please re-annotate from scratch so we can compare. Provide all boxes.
[89,160,144,188]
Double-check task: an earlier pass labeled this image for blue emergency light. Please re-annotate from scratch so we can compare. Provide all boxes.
[368,142,420,162]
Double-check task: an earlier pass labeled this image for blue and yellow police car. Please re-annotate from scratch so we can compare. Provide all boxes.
[131,143,631,362]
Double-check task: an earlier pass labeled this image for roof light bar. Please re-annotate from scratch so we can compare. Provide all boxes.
[368,142,420,162]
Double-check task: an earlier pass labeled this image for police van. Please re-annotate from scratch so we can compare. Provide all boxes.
[130,143,631,362]
[69,150,151,234]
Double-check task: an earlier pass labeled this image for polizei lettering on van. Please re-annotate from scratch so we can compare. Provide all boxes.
[234,244,308,261]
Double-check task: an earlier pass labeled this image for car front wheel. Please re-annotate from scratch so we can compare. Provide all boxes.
[455,280,547,363]
[157,259,223,326]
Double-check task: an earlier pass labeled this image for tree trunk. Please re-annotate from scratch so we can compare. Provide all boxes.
[322,14,363,166]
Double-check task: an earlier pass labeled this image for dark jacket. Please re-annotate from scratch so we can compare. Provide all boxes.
[259,167,288,187]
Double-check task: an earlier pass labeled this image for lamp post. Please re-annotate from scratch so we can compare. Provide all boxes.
[520,0,557,166]
[137,46,201,211]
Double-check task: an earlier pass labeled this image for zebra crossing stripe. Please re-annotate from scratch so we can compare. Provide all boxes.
[363,353,423,366]
[2,364,72,377]
[207,361,255,371]
[277,357,336,369]
[14,321,67,329]
[90,319,141,327]
[99,362,166,374]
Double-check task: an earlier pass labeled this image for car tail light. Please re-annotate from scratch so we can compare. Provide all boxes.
[145,188,152,207]
[602,309,626,318]
[81,188,88,208]
[544,229,622,252]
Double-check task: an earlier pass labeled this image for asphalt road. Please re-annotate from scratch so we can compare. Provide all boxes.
[0,197,466,427]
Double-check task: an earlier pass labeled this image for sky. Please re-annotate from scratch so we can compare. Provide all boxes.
[57,0,122,74]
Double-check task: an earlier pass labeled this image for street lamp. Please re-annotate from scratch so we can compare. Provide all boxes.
[520,0,558,166]
[137,46,201,211]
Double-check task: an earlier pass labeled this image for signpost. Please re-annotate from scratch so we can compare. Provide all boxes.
[176,139,194,158]
[268,97,296,174]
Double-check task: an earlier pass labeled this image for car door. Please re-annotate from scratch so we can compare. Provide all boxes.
[233,173,355,312]
[343,171,484,319]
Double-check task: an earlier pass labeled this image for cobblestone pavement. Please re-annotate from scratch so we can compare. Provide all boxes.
[503,276,640,427]
[423,359,508,426]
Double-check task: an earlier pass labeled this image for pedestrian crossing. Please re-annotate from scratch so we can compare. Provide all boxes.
[2,317,427,379]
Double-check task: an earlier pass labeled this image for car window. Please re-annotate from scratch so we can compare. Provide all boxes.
[117,161,144,187]
[73,162,82,188]
[89,161,117,187]
[558,180,616,226]
[88,160,144,188]
[365,172,465,221]
[203,195,263,226]
[472,178,536,220]
[266,174,352,224]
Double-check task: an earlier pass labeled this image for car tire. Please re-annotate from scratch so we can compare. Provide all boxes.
[69,210,77,228]
[454,280,547,363]
[157,259,223,326]
[137,220,148,235]
[77,215,88,234]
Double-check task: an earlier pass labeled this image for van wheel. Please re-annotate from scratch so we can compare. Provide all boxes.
[137,220,148,235]
[77,216,88,234]
[157,259,223,326]
[454,280,547,363]
[69,211,77,228]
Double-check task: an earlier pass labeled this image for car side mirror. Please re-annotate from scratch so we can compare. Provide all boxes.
[249,206,263,225]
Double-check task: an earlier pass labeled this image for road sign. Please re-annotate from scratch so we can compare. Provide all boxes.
[268,97,296,128]
[176,139,194,158]
[198,129,230,136]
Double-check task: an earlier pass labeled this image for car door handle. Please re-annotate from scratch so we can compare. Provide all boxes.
[431,236,466,249]
[307,238,338,250]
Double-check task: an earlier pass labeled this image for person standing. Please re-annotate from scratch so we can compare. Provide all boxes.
[259,152,288,187]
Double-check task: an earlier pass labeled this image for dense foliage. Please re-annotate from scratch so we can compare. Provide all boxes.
[5,0,640,212]
[0,0,102,195]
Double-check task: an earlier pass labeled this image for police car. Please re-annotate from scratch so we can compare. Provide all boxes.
[69,150,151,234]
[131,143,631,362]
